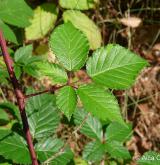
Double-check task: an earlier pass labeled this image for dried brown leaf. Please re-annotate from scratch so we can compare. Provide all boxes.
[119,17,142,28]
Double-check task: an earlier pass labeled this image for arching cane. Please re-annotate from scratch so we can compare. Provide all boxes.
[0,30,39,165]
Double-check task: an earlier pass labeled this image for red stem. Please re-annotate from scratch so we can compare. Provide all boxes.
[0,30,39,165]
[25,85,65,99]
[25,89,51,99]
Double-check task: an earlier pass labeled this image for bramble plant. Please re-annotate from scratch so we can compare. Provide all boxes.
[0,1,159,165]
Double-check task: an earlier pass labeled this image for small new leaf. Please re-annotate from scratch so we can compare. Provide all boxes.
[36,62,68,84]
[50,22,89,71]
[56,86,77,120]
[14,45,33,65]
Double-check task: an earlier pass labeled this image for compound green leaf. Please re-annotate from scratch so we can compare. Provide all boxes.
[63,10,102,50]
[0,130,31,164]
[36,137,64,162]
[0,0,33,27]
[87,44,148,89]
[137,151,160,165]
[36,62,68,84]
[56,86,77,120]
[105,141,131,159]
[83,141,105,162]
[74,109,102,140]
[14,45,33,65]
[50,22,89,71]
[105,122,132,143]
[25,3,58,40]
[59,0,99,10]
[26,89,60,139]
[0,20,17,44]
[77,84,124,124]
[14,45,45,78]
[23,56,43,77]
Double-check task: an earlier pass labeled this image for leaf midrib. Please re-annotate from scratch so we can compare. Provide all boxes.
[90,61,146,77]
